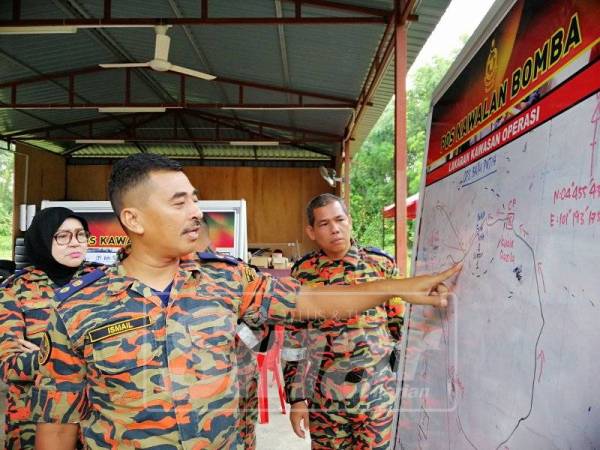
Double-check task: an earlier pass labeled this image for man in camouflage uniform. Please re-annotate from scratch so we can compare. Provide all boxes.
[32,154,459,449]
[283,193,405,449]
[196,216,266,450]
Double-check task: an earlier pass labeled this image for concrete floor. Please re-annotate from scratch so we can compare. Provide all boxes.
[255,382,311,450]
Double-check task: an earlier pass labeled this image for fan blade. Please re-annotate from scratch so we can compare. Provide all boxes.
[154,33,170,61]
[100,63,150,68]
[169,65,216,80]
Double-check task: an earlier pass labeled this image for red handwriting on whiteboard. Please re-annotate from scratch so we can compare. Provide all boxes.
[504,212,515,230]
[519,223,529,237]
[550,206,600,228]
[553,179,600,204]
[536,350,546,383]
[537,262,546,293]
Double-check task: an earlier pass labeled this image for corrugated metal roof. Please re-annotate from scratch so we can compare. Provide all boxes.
[349,0,451,156]
[0,0,450,165]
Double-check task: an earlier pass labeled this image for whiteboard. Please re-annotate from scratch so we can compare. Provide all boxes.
[395,0,600,448]
[397,95,600,449]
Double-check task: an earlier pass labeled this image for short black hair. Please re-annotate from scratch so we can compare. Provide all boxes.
[306,193,348,226]
[108,153,183,215]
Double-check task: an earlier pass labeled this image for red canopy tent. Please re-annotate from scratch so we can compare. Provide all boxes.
[383,193,419,220]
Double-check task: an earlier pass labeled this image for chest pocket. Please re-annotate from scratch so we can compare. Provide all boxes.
[185,301,237,399]
[21,296,54,342]
[90,317,159,373]
[89,318,160,404]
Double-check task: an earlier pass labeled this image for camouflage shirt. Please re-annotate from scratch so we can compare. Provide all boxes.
[32,252,300,450]
[0,264,99,424]
[282,245,404,404]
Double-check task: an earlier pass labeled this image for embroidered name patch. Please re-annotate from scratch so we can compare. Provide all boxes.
[88,316,152,343]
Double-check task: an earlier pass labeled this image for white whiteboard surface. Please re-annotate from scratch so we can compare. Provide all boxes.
[396,92,600,449]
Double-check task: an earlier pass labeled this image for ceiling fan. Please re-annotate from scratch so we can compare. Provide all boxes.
[319,166,343,188]
[100,25,216,81]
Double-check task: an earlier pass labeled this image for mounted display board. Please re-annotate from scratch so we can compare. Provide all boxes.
[395,0,600,448]
[41,200,247,264]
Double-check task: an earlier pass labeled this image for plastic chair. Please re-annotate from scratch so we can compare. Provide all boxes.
[257,324,287,424]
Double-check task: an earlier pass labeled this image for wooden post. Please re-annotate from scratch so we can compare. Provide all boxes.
[394,4,408,275]
[343,140,351,208]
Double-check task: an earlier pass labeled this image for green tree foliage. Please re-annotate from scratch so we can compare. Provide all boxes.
[0,149,14,258]
[350,53,458,255]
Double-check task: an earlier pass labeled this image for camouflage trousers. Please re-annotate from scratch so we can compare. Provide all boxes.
[3,420,36,450]
[307,365,396,450]
[238,375,259,449]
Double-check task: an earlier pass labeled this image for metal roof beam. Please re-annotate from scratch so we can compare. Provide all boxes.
[166,0,245,131]
[0,16,386,27]
[51,0,175,105]
[281,0,392,18]
[0,50,103,138]
[59,143,90,156]
[4,103,353,110]
[349,0,418,142]
[59,112,169,155]
[17,109,333,145]
[134,142,147,153]
[66,157,329,168]
[177,111,204,159]
[274,1,295,130]
[182,110,332,145]
[22,136,340,144]
[0,65,357,105]
[181,110,336,157]
[184,110,341,139]
[5,112,148,138]
[11,0,392,23]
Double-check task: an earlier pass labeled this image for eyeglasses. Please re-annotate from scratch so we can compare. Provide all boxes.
[53,230,90,246]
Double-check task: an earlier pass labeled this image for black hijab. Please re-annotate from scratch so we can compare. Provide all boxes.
[24,207,89,287]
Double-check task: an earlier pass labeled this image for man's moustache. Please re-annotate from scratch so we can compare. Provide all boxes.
[182,218,202,234]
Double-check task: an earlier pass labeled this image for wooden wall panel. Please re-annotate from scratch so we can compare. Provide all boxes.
[12,143,66,239]
[66,165,333,255]
[66,165,112,200]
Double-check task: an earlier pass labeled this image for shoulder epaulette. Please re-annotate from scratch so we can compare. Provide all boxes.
[86,261,105,268]
[0,268,29,288]
[291,251,317,272]
[363,246,395,262]
[197,251,239,266]
[55,268,107,303]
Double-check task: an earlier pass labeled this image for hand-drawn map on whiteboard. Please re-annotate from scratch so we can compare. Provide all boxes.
[395,1,600,449]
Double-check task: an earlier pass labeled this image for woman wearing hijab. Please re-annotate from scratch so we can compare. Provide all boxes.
[0,207,95,450]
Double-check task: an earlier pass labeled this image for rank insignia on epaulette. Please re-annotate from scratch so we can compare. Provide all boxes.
[88,316,152,343]
[364,246,395,261]
[243,266,257,283]
[55,268,106,302]
[38,332,52,365]
[197,251,239,266]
